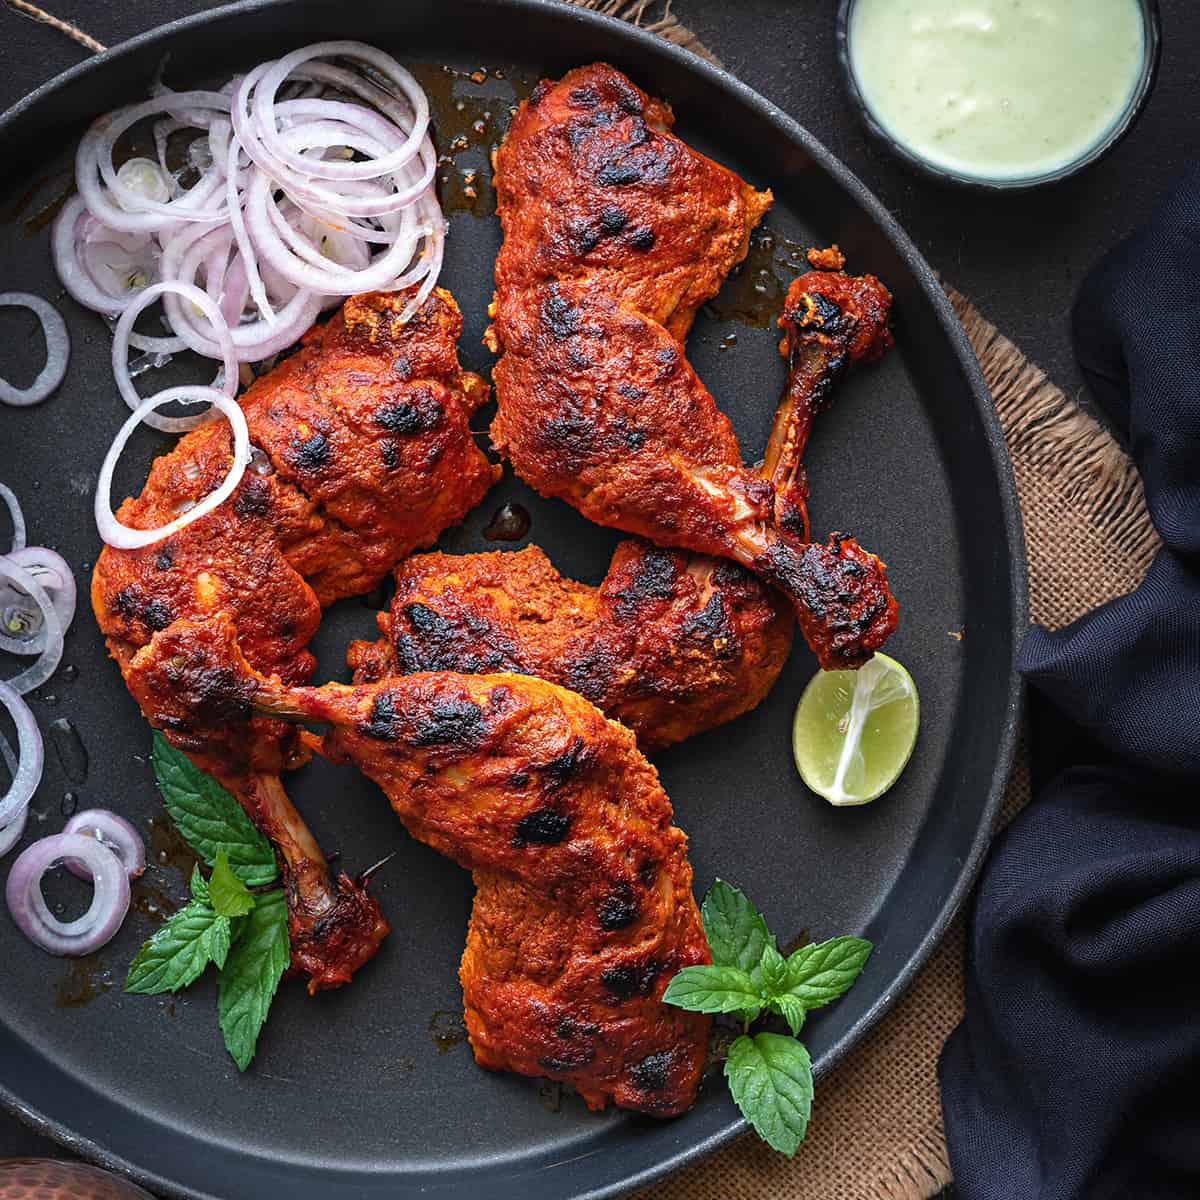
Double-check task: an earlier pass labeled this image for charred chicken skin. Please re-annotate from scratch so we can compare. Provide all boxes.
[353,255,893,750]
[91,288,499,989]
[487,64,899,667]
[123,613,712,1116]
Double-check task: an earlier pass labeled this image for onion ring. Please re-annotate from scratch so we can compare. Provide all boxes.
[64,809,146,880]
[113,281,237,432]
[0,555,64,695]
[95,385,250,550]
[0,483,26,555]
[0,294,70,408]
[5,832,131,956]
[0,681,43,840]
[0,546,77,658]
[75,91,232,233]
[249,42,429,182]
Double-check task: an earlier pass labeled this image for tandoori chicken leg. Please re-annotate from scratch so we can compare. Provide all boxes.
[487,64,898,667]
[124,613,712,1116]
[92,288,499,989]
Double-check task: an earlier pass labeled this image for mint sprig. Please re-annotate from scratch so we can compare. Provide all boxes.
[663,880,872,1157]
[127,736,289,1071]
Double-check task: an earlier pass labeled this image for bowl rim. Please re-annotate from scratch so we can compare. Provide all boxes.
[835,0,1164,192]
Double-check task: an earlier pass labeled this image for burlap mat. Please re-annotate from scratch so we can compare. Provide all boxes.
[568,9,1162,1198]
[4,0,1162,1193]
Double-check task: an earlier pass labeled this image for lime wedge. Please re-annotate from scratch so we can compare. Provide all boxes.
[792,653,919,806]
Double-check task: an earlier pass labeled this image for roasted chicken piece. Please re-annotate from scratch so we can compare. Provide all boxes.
[124,613,712,1116]
[92,288,499,989]
[351,542,789,753]
[354,258,893,749]
[488,64,899,667]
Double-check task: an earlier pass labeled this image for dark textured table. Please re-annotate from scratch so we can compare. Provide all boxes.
[1,0,1196,1192]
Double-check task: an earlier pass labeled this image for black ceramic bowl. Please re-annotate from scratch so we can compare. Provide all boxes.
[836,0,1162,192]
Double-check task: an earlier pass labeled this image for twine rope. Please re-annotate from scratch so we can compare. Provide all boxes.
[2,0,107,53]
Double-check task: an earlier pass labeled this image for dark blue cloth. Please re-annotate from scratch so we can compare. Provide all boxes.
[939,166,1200,1199]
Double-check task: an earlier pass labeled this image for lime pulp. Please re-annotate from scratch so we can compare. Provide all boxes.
[791,653,920,806]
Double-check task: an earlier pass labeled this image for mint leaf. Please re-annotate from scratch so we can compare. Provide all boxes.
[209,850,256,918]
[190,865,210,903]
[217,890,289,1071]
[771,993,806,1037]
[701,880,776,984]
[725,1032,813,1156]
[783,936,873,1010]
[152,732,277,886]
[758,942,789,995]
[125,896,232,995]
[662,965,765,1016]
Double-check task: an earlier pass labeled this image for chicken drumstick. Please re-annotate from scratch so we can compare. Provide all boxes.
[488,64,898,667]
[92,288,499,989]
[124,612,712,1116]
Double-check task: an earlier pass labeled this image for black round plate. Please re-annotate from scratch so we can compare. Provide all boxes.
[0,2,1025,1197]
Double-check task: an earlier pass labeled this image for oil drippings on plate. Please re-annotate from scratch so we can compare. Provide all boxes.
[130,877,179,923]
[428,1008,468,1054]
[0,169,75,233]
[411,64,536,216]
[779,927,811,957]
[704,227,815,329]
[56,954,115,1008]
[48,718,88,784]
[536,1079,564,1114]
[147,815,201,880]
[483,502,530,541]
[703,1023,740,1076]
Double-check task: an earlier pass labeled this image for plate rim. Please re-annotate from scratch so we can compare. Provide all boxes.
[0,0,1028,1195]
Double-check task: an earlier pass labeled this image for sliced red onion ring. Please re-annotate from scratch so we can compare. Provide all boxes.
[0,294,70,408]
[0,546,76,658]
[75,91,232,233]
[223,131,275,323]
[64,809,146,879]
[249,43,429,182]
[245,169,428,295]
[0,556,64,696]
[113,281,237,432]
[116,157,172,207]
[0,681,43,842]
[0,483,25,555]
[53,198,144,318]
[5,832,131,956]
[160,222,323,362]
[0,803,28,859]
[95,385,250,550]
[0,733,29,856]
[235,88,437,218]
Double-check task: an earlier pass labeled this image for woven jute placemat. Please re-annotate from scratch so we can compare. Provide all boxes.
[2,0,1161,1194]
